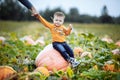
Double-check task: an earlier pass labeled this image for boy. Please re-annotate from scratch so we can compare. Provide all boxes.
[31,7,80,67]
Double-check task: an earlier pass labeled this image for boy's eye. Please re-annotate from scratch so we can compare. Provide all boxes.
[55,19,58,21]
[59,20,62,22]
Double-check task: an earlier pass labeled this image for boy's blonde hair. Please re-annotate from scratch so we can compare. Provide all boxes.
[54,12,65,18]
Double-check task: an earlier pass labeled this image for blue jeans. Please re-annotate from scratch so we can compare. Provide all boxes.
[52,42,74,61]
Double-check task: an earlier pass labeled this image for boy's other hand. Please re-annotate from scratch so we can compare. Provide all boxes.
[69,24,72,30]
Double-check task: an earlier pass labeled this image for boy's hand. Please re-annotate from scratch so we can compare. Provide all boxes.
[31,7,39,17]
[68,24,72,30]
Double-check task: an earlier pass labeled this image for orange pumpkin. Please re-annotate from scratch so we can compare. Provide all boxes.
[0,36,6,43]
[115,41,120,47]
[0,66,16,80]
[73,47,83,57]
[80,51,93,59]
[34,67,50,77]
[35,44,69,71]
[103,64,115,71]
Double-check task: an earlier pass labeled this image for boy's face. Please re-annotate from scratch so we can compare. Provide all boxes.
[53,15,64,27]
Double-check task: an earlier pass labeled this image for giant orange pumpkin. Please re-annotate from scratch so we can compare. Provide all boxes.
[0,66,16,80]
[35,44,69,71]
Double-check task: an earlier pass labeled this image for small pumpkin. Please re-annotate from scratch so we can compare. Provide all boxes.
[0,36,6,43]
[80,51,93,59]
[34,67,50,77]
[35,44,69,71]
[103,64,115,71]
[115,41,120,47]
[73,47,83,57]
[101,37,113,43]
[20,35,35,45]
[111,49,120,55]
[0,66,16,80]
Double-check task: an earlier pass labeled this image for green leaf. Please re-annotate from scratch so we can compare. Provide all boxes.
[66,67,74,78]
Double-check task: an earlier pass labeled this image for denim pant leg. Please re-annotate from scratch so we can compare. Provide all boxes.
[63,42,74,58]
[52,42,70,61]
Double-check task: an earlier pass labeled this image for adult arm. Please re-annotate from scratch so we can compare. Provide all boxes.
[18,0,33,9]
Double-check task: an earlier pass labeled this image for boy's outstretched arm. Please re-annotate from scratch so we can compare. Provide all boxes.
[31,7,52,28]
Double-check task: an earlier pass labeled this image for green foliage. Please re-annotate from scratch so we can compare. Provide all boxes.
[0,32,120,80]
[80,68,119,80]
[66,67,74,78]
[8,72,48,80]
[0,34,43,72]
[69,32,120,80]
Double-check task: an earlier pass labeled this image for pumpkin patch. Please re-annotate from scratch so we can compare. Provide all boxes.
[0,28,120,79]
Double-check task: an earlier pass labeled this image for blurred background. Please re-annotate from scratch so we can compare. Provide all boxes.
[0,0,120,23]
[0,0,120,41]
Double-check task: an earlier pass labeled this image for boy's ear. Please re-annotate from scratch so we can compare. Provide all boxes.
[50,17,53,20]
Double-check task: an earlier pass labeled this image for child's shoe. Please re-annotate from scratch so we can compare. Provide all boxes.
[69,58,80,67]
[71,60,80,67]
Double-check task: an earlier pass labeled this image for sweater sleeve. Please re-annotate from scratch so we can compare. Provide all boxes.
[35,14,52,29]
